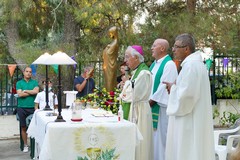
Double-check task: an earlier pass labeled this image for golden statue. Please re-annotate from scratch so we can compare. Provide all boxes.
[102,26,119,91]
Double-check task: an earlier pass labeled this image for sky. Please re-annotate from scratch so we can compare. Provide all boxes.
[157,0,166,3]
[134,0,167,32]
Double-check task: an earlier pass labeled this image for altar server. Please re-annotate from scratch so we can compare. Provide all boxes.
[34,80,58,110]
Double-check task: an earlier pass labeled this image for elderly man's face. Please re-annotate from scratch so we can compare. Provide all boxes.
[124,49,139,70]
[151,40,162,59]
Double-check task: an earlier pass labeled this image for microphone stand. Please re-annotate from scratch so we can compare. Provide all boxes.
[124,66,130,80]
[131,80,136,123]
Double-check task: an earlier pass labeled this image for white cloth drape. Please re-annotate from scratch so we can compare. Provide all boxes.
[27,109,142,160]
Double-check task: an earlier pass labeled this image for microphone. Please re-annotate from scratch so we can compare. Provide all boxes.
[124,66,130,79]
[131,80,135,89]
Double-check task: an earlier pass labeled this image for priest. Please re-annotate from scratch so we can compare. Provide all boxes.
[164,33,215,160]
[120,45,154,160]
[149,38,178,160]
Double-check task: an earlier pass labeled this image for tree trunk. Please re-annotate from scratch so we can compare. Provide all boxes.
[4,1,25,71]
[61,3,80,107]
[187,0,196,14]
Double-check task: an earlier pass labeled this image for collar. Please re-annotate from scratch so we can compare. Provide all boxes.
[155,55,168,63]
[23,78,32,82]
[132,62,143,71]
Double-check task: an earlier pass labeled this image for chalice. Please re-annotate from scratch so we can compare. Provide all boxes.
[86,147,101,160]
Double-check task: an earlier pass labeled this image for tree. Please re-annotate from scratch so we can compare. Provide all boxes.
[137,0,240,59]
[0,0,239,91]
[2,0,21,67]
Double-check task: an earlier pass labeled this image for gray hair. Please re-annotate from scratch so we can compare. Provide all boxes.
[127,46,144,62]
[175,33,195,53]
[83,66,94,72]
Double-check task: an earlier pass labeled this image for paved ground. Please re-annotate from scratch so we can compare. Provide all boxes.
[0,115,19,139]
[0,139,32,160]
[0,115,32,160]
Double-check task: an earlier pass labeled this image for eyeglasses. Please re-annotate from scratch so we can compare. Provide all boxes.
[172,45,187,49]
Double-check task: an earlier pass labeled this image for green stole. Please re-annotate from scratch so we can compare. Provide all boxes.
[121,63,149,120]
[149,55,172,129]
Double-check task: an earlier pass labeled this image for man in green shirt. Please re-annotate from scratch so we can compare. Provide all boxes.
[16,67,39,153]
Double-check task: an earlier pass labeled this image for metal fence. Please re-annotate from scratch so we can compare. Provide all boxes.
[67,54,240,105]
[77,60,104,89]
[210,53,240,104]
[76,59,153,89]
[0,66,21,115]
[0,54,239,114]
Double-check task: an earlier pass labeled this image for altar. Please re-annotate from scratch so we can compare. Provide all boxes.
[27,109,142,160]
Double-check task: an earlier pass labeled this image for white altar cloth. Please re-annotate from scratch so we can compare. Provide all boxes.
[27,109,142,160]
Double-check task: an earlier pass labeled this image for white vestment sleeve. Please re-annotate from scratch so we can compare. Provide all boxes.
[119,80,132,102]
[120,70,152,103]
[150,61,178,106]
[167,64,200,116]
[132,70,152,102]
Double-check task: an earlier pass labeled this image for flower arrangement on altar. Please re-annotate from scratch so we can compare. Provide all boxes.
[78,88,121,114]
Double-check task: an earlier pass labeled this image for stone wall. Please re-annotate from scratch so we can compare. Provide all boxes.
[213,99,240,126]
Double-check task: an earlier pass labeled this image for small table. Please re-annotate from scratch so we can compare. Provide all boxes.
[63,91,78,107]
[27,109,142,160]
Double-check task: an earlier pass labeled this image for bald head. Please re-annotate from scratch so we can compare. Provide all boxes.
[151,38,169,60]
[155,39,169,52]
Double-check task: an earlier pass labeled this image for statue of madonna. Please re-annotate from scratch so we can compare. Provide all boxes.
[102,26,119,91]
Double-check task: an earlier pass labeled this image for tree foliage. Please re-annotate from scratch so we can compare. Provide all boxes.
[137,0,240,58]
[0,0,239,89]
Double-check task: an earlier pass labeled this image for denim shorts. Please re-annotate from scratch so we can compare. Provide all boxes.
[17,108,34,127]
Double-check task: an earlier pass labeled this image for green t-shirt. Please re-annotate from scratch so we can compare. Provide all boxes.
[16,79,39,108]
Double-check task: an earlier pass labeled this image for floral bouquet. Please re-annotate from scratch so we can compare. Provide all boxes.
[78,88,121,114]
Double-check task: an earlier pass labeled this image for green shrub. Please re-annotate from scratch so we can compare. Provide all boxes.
[215,72,240,99]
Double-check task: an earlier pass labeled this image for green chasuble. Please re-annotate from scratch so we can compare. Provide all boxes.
[149,55,172,129]
[121,63,149,120]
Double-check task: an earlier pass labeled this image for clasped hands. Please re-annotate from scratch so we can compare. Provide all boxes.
[149,99,156,107]
[162,81,175,94]
[149,81,175,107]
